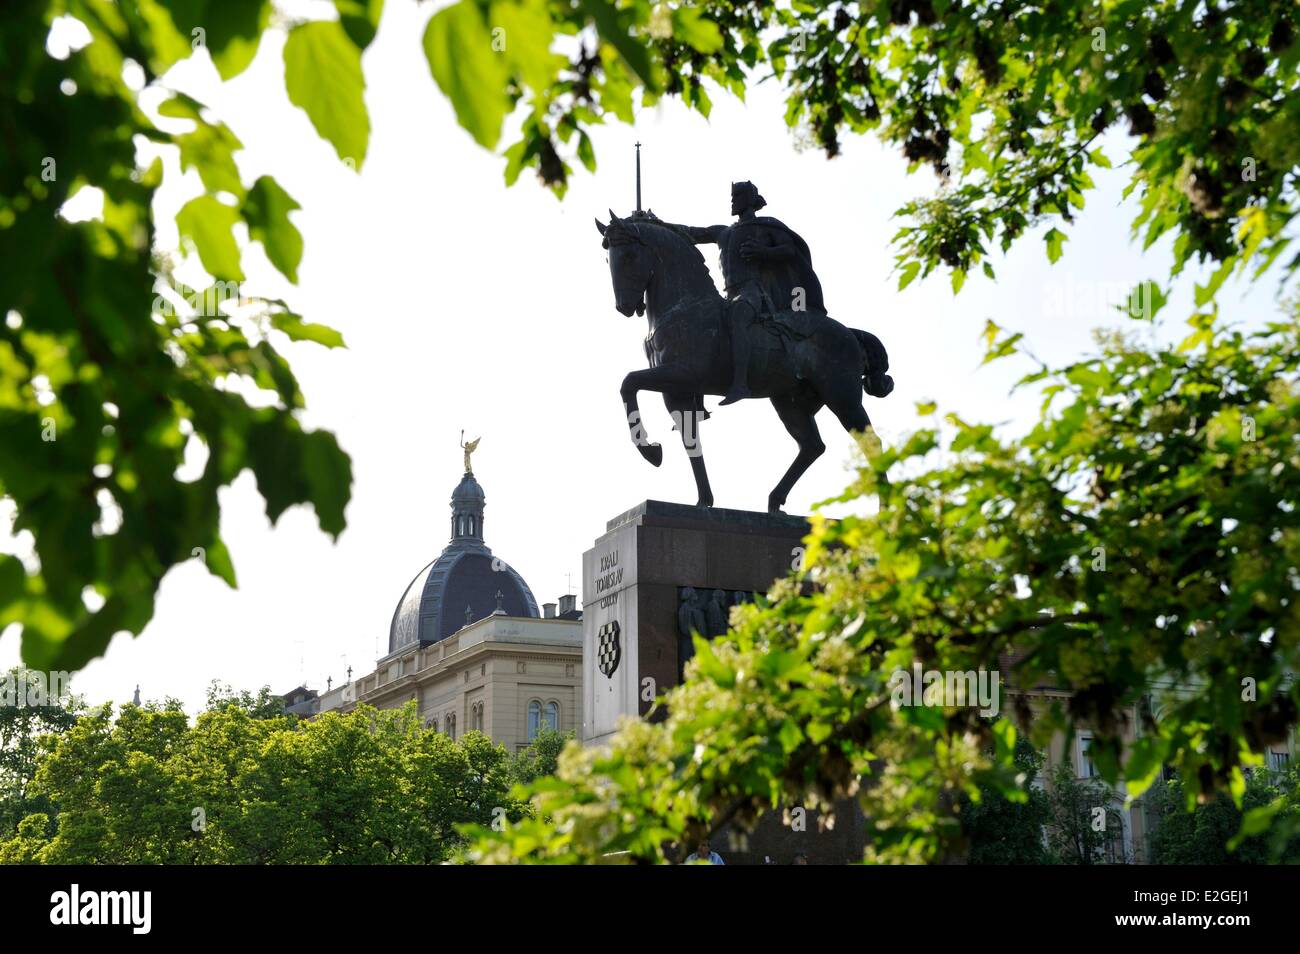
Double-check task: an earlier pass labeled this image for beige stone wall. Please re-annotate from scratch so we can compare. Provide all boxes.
[1012,689,1148,862]
[347,615,582,753]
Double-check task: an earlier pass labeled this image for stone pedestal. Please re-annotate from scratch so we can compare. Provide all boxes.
[580,500,868,863]
[581,500,809,747]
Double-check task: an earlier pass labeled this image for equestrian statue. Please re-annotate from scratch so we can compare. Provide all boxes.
[595,154,893,514]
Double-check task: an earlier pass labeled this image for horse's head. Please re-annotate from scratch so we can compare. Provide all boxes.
[595,210,653,317]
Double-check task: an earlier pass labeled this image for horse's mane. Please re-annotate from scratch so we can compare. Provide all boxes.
[609,213,708,270]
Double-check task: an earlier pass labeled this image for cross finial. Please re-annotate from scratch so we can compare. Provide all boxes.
[635,141,642,213]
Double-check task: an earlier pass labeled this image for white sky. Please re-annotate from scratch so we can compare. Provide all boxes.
[4,2,1285,711]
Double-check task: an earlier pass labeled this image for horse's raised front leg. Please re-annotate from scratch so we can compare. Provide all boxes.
[621,366,689,468]
[768,393,826,513]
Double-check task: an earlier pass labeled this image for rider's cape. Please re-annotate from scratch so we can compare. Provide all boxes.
[744,216,826,317]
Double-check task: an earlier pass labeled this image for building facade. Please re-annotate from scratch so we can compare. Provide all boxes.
[352,611,580,751]
[313,458,582,753]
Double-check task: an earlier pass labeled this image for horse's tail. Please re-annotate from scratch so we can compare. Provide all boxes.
[852,328,894,398]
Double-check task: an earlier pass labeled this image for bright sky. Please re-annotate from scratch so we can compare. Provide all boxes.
[3,2,1284,712]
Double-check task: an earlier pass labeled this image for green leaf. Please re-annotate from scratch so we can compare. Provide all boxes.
[579,0,656,89]
[897,260,921,290]
[1066,364,1109,389]
[302,430,353,539]
[981,319,1000,349]
[1194,259,1234,306]
[689,636,735,688]
[990,719,1016,761]
[204,0,272,80]
[1043,227,1065,264]
[981,328,1023,365]
[284,20,370,167]
[1122,737,1165,798]
[576,131,597,173]
[335,0,385,50]
[202,536,238,588]
[270,314,346,349]
[777,719,803,753]
[423,2,512,149]
[137,0,199,74]
[150,0,270,79]
[673,8,723,54]
[806,720,832,744]
[172,102,246,197]
[490,0,562,93]
[176,196,244,281]
[1121,280,1166,321]
[502,138,529,186]
[242,177,303,283]
[1228,797,1285,851]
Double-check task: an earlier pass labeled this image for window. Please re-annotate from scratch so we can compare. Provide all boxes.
[471,702,484,731]
[1078,733,1099,778]
[446,713,456,739]
[527,700,541,741]
[1268,750,1291,773]
[429,715,438,732]
[1100,807,1127,864]
[529,700,558,740]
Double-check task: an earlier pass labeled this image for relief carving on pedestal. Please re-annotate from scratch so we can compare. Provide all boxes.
[676,587,755,679]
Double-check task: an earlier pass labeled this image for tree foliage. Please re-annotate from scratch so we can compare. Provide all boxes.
[0,667,80,836]
[505,726,571,787]
[6,0,1300,863]
[463,308,1300,863]
[428,0,1300,304]
[1043,763,1129,864]
[5,1,1297,672]
[0,699,536,864]
[2,1,356,671]
[960,736,1051,864]
[1147,768,1300,864]
[203,680,287,720]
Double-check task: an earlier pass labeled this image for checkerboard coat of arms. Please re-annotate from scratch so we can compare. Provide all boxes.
[597,620,621,677]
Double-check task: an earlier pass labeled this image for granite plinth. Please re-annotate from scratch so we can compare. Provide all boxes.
[582,500,809,746]
[581,500,867,863]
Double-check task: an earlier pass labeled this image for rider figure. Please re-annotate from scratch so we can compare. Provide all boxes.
[668,182,825,405]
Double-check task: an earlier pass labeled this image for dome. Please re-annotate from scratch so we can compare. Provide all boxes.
[450,473,486,505]
[387,469,539,655]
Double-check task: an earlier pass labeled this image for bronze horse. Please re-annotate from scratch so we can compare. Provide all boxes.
[595,211,893,513]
